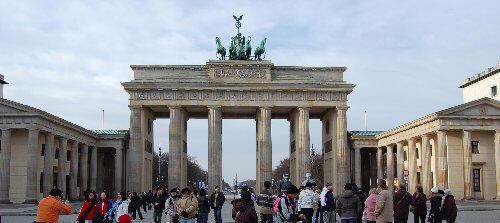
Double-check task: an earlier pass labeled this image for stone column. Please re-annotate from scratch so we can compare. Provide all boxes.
[421,134,432,195]
[387,144,395,192]
[407,138,417,193]
[256,107,272,194]
[57,137,67,196]
[43,133,54,196]
[336,107,348,192]
[0,129,12,203]
[354,146,362,187]
[436,130,448,189]
[80,144,88,199]
[114,145,123,194]
[25,128,39,203]
[208,106,222,193]
[494,130,500,200]
[296,107,311,185]
[69,142,78,200]
[90,146,97,190]
[396,142,404,184]
[377,147,383,179]
[169,107,188,191]
[128,106,144,193]
[462,130,472,199]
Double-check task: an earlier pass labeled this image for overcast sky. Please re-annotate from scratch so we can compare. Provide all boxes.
[1,0,499,183]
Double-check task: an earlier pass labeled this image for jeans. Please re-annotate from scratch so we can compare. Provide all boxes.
[153,209,163,223]
[340,219,357,223]
[395,217,408,223]
[414,214,426,223]
[131,207,144,220]
[323,211,336,223]
[198,212,209,223]
[301,208,314,223]
[180,219,196,223]
[260,213,273,223]
[213,207,222,223]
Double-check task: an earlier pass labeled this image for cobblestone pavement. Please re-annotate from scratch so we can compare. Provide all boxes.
[2,197,500,223]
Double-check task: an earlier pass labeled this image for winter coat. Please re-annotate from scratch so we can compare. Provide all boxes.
[298,188,320,209]
[429,194,443,221]
[129,195,142,211]
[412,192,427,216]
[116,200,130,221]
[364,193,378,221]
[375,189,394,222]
[393,189,412,219]
[97,199,113,217]
[323,190,336,212]
[231,199,258,223]
[152,193,167,211]
[441,195,457,222]
[105,200,122,223]
[276,196,300,223]
[257,188,273,215]
[177,194,198,219]
[210,192,226,209]
[336,190,361,218]
[320,187,329,207]
[77,200,97,221]
[35,195,72,223]
[198,195,211,214]
[165,197,178,216]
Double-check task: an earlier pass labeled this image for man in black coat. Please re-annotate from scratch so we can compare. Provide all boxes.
[152,187,168,223]
[393,184,413,223]
[130,192,144,220]
[209,186,225,223]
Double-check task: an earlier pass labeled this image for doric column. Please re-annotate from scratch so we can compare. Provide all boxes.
[494,130,500,200]
[295,107,311,186]
[128,106,144,193]
[69,142,78,200]
[25,128,39,203]
[43,133,54,196]
[354,146,362,187]
[408,138,417,193]
[462,130,472,199]
[90,146,97,190]
[80,144,88,199]
[396,142,404,184]
[377,147,383,179]
[57,137,67,196]
[387,144,395,192]
[336,106,348,192]
[0,129,12,203]
[114,144,123,194]
[169,106,188,191]
[208,106,222,193]
[436,130,448,188]
[421,134,432,195]
[256,107,272,194]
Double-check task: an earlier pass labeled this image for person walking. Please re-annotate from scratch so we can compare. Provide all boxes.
[197,188,211,223]
[141,192,149,214]
[441,189,457,223]
[411,185,427,223]
[105,191,128,223]
[210,186,225,223]
[321,183,336,223]
[363,188,378,223]
[336,183,362,223]
[375,179,393,223]
[276,184,303,223]
[257,181,274,223]
[94,191,113,222]
[77,190,98,223]
[299,181,320,222]
[129,192,144,220]
[166,189,180,223]
[232,190,259,223]
[393,184,412,223]
[428,187,443,223]
[177,187,199,223]
[152,187,168,223]
[35,188,72,223]
[351,183,366,223]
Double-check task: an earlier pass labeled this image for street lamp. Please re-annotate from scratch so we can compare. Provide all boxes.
[158,147,162,186]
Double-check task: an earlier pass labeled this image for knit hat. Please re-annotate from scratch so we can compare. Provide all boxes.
[286,185,300,194]
[118,214,132,223]
[430,186,439,193]
[444,189,453,196]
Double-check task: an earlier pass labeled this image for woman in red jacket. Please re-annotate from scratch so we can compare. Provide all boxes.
[77,190,98,223]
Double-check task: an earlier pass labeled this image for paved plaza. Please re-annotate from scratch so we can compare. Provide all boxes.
[1,196,500,223]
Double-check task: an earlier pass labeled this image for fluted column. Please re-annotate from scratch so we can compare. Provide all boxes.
[377,147,383,179]
[336,106,348,192]
[69,142,78,200]
[43,133,54,196]
[408,138,417,193]
[0,129,12,203]
[128,106,144,193]
[58,137,67,196]
[295,107,311,186]
[80,144,88,199]
[396,142,404,184]
[256,107,272,194]
[208,106,222,194]
[462,130,472,199]
[114,144,123,194]
[169,106,184,191]
[25,128,39,203]
[421,134,431,195]
[436,130,448,188]
[387,144,395,192]
[354,146,362,187]
[494,130,500,200]
[90,146,97,190]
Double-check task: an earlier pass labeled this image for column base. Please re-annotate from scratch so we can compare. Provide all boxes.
[23,199,38,204]
[0,200,13,204]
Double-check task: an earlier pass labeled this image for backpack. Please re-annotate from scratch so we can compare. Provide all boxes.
[273,197,281,216]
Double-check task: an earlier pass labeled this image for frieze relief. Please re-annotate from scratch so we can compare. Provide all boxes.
[213,68,267,79]
[132,90,346,102]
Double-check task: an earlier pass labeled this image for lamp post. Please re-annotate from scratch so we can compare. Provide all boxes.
[158,147,162,186]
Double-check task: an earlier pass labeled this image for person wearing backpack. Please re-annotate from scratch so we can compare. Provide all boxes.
[257,181,274,223]
[276,184,303,223]
[321,183,336,223]
[197,188,211,223]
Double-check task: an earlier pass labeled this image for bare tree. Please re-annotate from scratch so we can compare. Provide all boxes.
[152,152,208,189]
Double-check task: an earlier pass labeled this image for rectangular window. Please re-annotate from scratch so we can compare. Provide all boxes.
[471,141,479,154]
[430,145,433,156]
[67,150,71,161]
[473,168,481,192]
[41,144,45,156]
[416,148,419,159]
[55,148,59,159]
[492,86,497,97]
[325,122,330,134]
[404,151,407,161]
[40,172,44,193]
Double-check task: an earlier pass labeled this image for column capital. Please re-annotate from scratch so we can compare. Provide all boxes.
[128,105,143,109]
[396,141,404,146]
[297,106,311,111]
[495,129,500,135]
[169,106,184,110]
[407,138,415,143]
[259,106,273,111]
[207,105,222,111]
[336,106,349,111]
